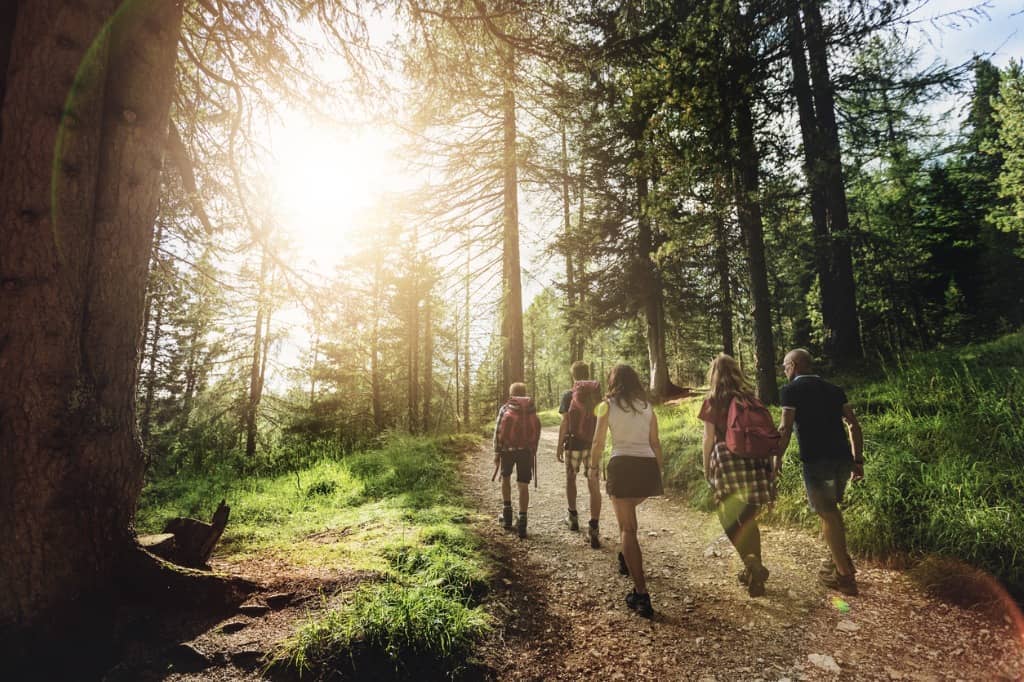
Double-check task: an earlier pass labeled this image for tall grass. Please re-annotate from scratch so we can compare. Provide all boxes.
[659,332,1024,595]
[137,432,492,676]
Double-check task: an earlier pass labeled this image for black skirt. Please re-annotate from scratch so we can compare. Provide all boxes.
[606,456,663,498]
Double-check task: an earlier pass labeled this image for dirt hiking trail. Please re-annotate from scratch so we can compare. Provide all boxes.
[467,426,1024,681]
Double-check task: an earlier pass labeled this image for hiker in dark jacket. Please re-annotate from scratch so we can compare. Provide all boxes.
[494,382,542,539]
[699,354,778,597]
[779,348,864,596]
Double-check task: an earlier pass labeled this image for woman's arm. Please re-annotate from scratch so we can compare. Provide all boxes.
[702,421,715,481]
[649,411,663,471]
[588,403,609,475]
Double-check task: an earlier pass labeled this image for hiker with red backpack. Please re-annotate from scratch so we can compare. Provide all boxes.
[555,361,603,547]
[493,382,542,539]
[699,354,781,597]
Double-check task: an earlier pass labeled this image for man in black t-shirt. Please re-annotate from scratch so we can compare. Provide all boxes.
[779,348,864,596]
[555,360,602,547]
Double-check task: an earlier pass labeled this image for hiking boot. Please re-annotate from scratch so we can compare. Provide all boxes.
[625,589,654,619]
[743,554,768,598]
[819,568,858,596]
[588,525,600,549]
[516,515,527,539]
[564,510,579,532]
[819,554,856,577]
[618,551,630,576]
[738,563,770,588]
[501,506,513,531]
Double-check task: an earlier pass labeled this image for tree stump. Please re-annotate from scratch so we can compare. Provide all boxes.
[138,500,230,569]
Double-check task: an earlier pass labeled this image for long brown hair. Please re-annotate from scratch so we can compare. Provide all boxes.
[606,364,649,414]
[705,353,755,409]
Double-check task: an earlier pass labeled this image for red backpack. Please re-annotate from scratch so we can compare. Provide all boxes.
[564,380,601,450]
[497,396,540,453]
[725,396,782,458]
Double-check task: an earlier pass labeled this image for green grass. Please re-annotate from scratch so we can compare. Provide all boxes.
[658,332,1024,596]
[137,432,492,676]
[537,408,562,427]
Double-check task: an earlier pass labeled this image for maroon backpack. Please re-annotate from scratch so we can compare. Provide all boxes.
[497,396,540,453]
[725,396,782,458]
[564,380,600,450]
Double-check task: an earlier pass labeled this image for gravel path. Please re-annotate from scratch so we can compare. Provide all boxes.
[467,426,1024,681]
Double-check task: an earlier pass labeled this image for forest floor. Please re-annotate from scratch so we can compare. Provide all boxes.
[110,426,1024,681]
[467,426,1024,681]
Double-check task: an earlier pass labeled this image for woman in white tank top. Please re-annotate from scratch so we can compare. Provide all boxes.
[588,364,663,618]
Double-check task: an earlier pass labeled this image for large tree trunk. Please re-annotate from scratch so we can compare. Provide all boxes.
[712,195,735,357]
[786,1,837,353]
[636,168,670,398]
[0,0,184,644]
[733,90,780,404]
[800,0,862,365]
[560,117,583,363]
[500,48,524,387]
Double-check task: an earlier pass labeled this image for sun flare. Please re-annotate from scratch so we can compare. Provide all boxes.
[268,116,399,270]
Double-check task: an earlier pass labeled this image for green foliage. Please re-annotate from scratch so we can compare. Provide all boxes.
[659,334,1024,595]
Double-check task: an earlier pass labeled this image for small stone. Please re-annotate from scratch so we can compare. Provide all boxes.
[807,653,841,673]
[168,643,211,672]
[885,668,905,680]
[695,636,705,647]
[648,531,659,537]
[238,602,270,616]
[266,592,295,609]
[836,619,860,633]
[219,620,248,633]
[230,650,265,669]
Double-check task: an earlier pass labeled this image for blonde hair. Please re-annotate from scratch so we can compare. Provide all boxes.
[705,354,755,408]
[509,382,527,397]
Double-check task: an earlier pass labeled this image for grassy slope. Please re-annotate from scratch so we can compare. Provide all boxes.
[658,332,1024,595]
[137,433,492,676]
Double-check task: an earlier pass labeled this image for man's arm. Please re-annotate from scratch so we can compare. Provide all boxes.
[492,407,504,465]
[556,413,568,462]
[843,403,864,481]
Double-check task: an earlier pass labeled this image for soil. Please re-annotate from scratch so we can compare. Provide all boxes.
[107,426,1024,681]
[468,426,1024,681]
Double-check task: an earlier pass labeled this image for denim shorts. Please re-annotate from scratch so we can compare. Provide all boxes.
[802,459,852,514]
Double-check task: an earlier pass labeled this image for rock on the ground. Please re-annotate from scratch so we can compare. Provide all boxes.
[807,653,841,673]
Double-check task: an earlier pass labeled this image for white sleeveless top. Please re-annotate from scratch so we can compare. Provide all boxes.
[606,399,655,459]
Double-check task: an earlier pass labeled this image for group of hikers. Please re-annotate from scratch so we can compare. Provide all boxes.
[491,349,864,619]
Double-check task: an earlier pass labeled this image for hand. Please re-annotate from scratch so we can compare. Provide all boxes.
[556,450,564,463]
[771,456,783,481]
[493,454,500,467]
[851,461,864,483]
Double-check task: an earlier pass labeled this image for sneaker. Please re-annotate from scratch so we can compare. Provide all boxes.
[564,511,579,532]
[588,525,600,549]
[618,551,630,576]
[625,590,654,618]
[501,506,513,531]
[819,569,858,596]
[738,563,770,587]
[516,515,527,539]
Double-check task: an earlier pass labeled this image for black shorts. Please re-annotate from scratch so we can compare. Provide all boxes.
[500,450,533,484]
[606,456,663,498]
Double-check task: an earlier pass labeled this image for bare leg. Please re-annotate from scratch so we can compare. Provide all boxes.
[587,467,602,523]
[819,509,854,576]
[611,496,647,593]
[565,460,578,511]
[518,481,529,513]
[501,475,512,505]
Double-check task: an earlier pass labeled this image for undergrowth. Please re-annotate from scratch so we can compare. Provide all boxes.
[658,332,1024,597]
[137,432,491,678]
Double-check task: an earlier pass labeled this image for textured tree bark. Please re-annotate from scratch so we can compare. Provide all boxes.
[0,0,184,645]
[636,169,670,398]
[500,48,525,386]
[733,91,780,404]
[800,0,863,365]
[786,1,838,353]
[712,197,735,358]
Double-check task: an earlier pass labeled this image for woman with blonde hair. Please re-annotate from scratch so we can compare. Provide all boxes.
[589,364,663,618]
[698,354,779,597]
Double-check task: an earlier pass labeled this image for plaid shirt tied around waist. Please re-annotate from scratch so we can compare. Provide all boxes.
[708,442,776,506]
